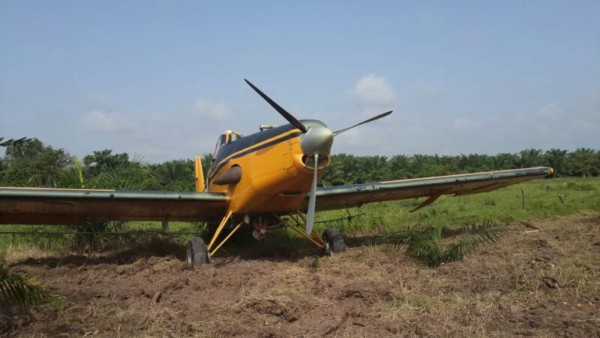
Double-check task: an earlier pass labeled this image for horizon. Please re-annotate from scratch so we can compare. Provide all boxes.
[2,136,595,166]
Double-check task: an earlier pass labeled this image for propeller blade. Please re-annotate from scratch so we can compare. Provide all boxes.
[305,153,319,234]
[333,110,392,136]
[244,79,308,133]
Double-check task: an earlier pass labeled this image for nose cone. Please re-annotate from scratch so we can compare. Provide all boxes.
[300,126,334,157]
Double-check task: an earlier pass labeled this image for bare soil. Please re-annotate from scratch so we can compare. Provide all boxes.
[4,212,600,337]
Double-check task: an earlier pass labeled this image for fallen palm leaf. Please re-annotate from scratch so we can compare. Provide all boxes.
[384,220,504,267]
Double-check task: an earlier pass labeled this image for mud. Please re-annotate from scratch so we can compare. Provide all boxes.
[4,213,600,337]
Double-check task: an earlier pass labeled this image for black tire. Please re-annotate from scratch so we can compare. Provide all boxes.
[186,236,210,269]
[322,229,346,254]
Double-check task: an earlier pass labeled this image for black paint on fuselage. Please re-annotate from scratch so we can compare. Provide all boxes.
[207,124,296,181]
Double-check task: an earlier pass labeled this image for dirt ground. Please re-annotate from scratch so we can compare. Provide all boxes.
[4,212,600,337]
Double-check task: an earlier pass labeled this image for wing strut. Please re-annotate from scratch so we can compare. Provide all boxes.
[409,191,448,213]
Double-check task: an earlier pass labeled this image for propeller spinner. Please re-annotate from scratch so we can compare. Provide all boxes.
[245,79,392,234]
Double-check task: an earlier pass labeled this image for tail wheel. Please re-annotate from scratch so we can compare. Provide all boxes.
[322,229,346,254]
[186,236,210,269]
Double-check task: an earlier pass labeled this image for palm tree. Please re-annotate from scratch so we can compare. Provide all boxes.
[544,149,569,176]
[457,154,490,172]
[489,153,517,170]
[0,137,34,149]
[569,148,599,177]
[151,159,195,191]
[357,156,389,182]
[437,155,459,174]
[517,149,544,168]
[409,154,435,178]
[2,139,73,187]
[388,155,411,179]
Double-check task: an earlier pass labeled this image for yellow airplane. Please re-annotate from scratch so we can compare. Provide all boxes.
[0,80,553,268]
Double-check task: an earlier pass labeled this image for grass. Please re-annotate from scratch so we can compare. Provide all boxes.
[314,177,600,234]
[5,211,600,336]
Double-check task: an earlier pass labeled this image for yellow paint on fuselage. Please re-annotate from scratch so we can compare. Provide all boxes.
[208,129,326,215]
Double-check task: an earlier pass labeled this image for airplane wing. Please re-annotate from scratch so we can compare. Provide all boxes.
[312,166,553,212]
[0,187,228,225]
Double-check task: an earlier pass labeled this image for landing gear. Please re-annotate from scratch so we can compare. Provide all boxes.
[187,212,245,269]
[186,236,210,269]
[322,228,346,254]
[186,212,347,269]
[250,215,282,240]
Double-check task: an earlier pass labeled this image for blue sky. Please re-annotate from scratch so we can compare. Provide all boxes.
[1,1,599,163]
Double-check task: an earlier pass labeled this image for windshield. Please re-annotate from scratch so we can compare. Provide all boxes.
[213,134,227,157]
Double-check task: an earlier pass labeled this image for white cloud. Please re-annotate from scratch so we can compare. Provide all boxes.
[450,117,481,131]
[537,102,560,119]
[79,111,131,132]
[351,74,396,108]
[413,81,444,101]
[85,92,117,110]
[194,98,232,122]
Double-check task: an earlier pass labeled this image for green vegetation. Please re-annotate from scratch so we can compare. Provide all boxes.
[315,177,600,234]
[323,148,600,185]
[0,137,33,148]
[312,177,599,267]
[2,138,599,190]
[0,263,63,316]
[0,139,215,190]
[384,221,503,267]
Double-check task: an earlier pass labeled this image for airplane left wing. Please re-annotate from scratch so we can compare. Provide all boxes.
[0,187,228,225]
[312,166,553,212]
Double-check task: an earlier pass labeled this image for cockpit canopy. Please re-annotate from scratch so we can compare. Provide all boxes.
[213,130,244,156]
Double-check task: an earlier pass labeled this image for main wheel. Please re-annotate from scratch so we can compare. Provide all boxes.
[322,229,346,254]
[186,236,210,269]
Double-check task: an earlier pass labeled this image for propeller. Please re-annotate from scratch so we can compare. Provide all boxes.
[333,110,392,136]
[245,79,392,234]
[244,79,308,133]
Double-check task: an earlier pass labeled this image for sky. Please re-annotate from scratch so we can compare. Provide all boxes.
[1,1,599,163]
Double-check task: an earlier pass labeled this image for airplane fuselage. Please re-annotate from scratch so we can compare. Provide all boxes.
[206,122,329,216]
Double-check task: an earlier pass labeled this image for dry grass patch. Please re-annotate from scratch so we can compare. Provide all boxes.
[3,212,600,337]
[3,245,64,265]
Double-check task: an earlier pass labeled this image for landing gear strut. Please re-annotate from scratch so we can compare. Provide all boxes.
[281,214,346,254]
[186,212,348,269]
[187,211,244,269]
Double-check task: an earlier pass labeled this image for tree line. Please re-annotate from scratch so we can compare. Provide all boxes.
[323,148,599,185]
[1,138,598,190]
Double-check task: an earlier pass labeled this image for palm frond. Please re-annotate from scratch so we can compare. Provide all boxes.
[385,220,504,267]
[403,223,445,266]
[89,157,154,190]
[445,221,503,265]
[0,264,52,314]
[0,137,33,148]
